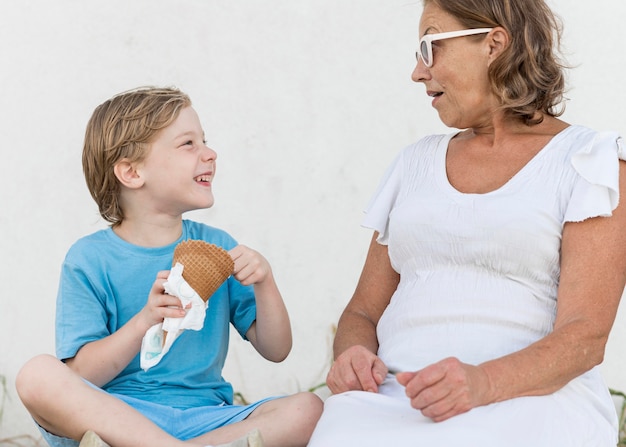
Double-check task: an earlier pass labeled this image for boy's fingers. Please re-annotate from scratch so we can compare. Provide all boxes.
[156,270,170,279]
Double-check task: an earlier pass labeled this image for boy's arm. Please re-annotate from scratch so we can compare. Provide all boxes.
[229,245,292,362]
[65,270,189,386]
[65,312,151,386]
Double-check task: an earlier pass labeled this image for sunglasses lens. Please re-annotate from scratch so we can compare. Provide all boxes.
[420,40,430,66]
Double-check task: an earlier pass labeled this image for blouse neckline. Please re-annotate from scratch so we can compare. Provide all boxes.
[436,125,576,198]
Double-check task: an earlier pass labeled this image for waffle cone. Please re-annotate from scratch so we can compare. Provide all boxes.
[172,240,234,302]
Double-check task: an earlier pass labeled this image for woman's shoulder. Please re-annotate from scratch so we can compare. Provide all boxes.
[555,125,623,222]
[549,124,622,165]
[557,124,601,142]
[397,132,455,162]
[554,123,620,145]
[408,132,454,150]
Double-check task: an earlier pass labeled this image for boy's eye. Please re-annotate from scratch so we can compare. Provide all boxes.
[180,139,205,148]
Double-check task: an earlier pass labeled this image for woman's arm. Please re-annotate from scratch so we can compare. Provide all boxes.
[482,161,626,396]
[398,161,626,421]
[326,232,400,393]
[231,245,292,362]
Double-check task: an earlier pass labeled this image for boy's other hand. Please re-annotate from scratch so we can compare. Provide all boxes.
[229,245,272,286]
[138,270,187,330]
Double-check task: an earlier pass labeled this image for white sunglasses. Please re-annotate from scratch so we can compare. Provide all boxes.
[416,28,493,67]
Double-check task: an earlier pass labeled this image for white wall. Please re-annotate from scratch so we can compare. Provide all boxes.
[1,0,624,440]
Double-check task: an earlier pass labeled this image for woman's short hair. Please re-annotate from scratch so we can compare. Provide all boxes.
[82,86,192,226]
[424,0,567,124]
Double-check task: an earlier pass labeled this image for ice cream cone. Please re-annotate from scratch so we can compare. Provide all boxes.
[172,240,234,302]
[161,240,234,347]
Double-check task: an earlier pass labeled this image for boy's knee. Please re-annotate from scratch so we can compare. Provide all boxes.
[293,392,324,424]
[290,392,324,442]
[16,354,60,403]
[300,391,324,412]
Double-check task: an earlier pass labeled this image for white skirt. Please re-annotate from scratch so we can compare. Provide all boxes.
[308,372,617,447]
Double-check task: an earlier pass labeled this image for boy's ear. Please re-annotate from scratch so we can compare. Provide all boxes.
[114,159,144,189]
[487,27,509,64]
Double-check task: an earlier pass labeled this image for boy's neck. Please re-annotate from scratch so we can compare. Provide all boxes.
[112,217,183,248]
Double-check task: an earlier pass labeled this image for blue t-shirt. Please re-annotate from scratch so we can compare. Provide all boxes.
[55,220,256,409]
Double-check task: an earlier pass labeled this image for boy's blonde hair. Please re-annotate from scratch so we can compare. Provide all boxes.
[82,86,192,226]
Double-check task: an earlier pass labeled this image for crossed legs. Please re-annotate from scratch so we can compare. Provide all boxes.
[16,354,322,447]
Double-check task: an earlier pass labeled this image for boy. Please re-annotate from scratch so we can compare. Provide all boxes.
[16,87,322,447]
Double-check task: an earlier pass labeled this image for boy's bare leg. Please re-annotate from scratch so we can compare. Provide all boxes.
[16,354,198,447]
[18,354,322,447]
[191,392,323,447]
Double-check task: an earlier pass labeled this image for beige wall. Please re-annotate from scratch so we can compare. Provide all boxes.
[1,0,624,439]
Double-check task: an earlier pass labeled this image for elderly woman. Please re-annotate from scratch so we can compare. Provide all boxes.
[308,0,626,445]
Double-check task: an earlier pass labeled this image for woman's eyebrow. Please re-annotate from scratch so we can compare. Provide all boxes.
[421,26,436,37]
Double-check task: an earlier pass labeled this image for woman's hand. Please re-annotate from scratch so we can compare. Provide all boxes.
[326,345,389,394]
[329,233,399,394]
[395,357,491,422]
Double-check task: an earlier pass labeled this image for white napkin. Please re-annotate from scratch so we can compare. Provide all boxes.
[140,262,208,371]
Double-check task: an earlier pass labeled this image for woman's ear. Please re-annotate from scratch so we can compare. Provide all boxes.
[114,159,144,189]
[487,27,509,63]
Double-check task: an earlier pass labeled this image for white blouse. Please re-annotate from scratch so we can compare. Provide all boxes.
[362,125,623,371]
[308,126,625,447]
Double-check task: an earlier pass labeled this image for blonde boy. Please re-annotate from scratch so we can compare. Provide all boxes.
[17,87,322,447]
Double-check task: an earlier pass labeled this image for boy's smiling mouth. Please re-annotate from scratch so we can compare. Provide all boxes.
[194,174,212,184]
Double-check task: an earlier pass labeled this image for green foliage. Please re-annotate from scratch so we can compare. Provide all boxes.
[0,373,45,446]
[610,388,626,446]
[0,373,6,424]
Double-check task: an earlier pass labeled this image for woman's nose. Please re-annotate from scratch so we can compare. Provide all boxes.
[411,56,430,83]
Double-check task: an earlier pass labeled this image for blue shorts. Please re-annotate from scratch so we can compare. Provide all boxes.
[39,384,278,446]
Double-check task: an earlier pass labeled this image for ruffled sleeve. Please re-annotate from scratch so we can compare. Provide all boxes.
[361,150,405,244]
[566,131,625,222]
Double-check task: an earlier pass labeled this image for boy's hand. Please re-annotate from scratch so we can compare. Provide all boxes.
[138,270,188,330]
[229,245,271,286]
